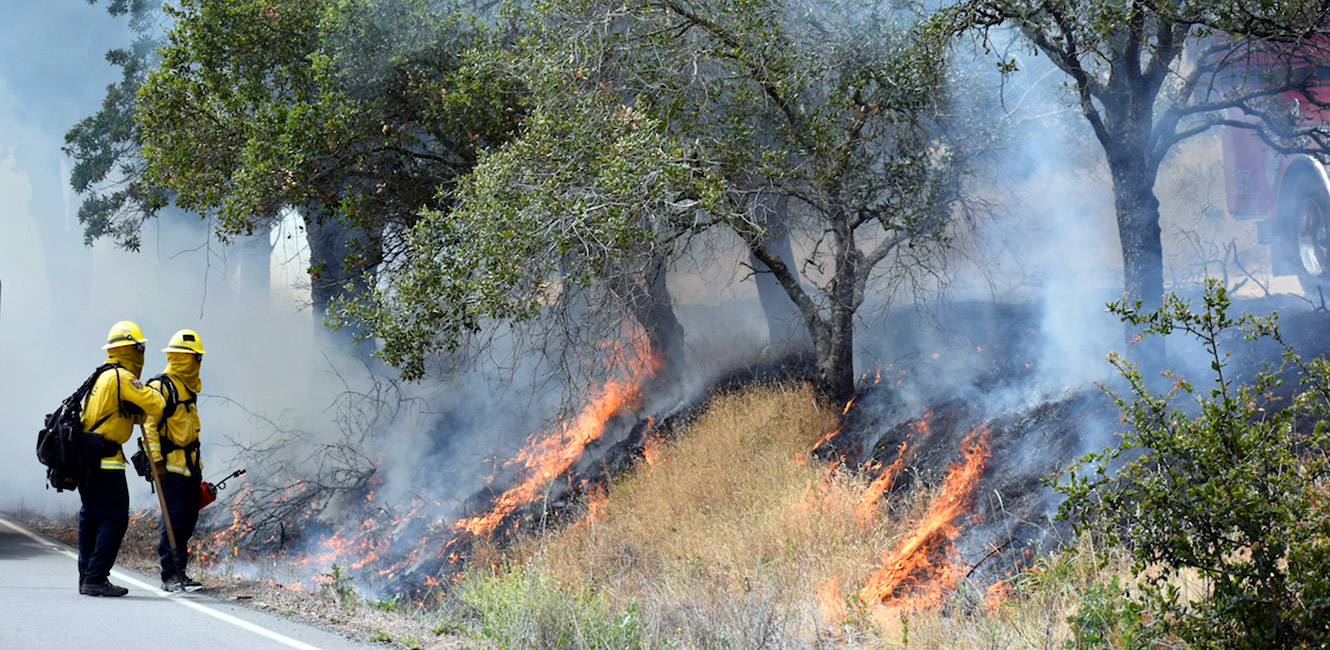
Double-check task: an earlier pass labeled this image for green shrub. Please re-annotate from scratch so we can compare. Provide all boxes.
[452,565,645,650]
[320,564,358,610]
[1064,576,1147,650]
[1056,279,1330,648]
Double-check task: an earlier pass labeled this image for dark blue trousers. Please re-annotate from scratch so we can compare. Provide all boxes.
[158,472,201,580]
[77,468,129,585]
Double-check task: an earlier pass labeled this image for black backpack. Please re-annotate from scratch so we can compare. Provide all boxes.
[36,363,119,492]
[129,374,200,482]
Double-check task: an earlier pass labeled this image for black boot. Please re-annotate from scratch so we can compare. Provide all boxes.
[161,574,186,593]
[80,580,129,597]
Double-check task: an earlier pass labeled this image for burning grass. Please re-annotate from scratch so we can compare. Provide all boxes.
[456,382,1135,648]
[11,381,1153,649]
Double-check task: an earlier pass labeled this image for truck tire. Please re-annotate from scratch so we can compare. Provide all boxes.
[1289,177,1330,295]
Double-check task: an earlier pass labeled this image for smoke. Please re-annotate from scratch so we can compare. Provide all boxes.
[0,1,129,514]
[0,2,398,522]
[0,2,1271,604]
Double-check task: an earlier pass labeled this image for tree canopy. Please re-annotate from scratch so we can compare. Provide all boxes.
[339,0,990,399]
[63,0,166,250]
[950,0,1330,368]
[130,0,522,321]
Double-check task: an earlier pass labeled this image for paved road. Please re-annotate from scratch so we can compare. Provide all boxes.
[0,515,377,650]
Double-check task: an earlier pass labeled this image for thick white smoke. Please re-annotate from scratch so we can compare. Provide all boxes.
[0,2,390,519]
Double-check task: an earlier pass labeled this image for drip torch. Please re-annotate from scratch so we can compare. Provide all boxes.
[199,468,246,510]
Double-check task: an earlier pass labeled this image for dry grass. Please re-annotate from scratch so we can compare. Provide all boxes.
[481,382,1138,649]
[22,509,161,574]
[14,383,1149,649]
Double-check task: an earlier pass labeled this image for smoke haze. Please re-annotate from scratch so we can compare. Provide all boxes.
[1,2,1295,601]
[0,2,382,520]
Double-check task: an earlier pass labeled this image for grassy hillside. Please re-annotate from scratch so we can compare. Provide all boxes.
[451,382,1134,649]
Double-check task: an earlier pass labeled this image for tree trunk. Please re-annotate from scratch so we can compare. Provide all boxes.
[301,204,374,363]
[748,194,814,358]
[816,301,856,404]
[616,257,687,389]
[1108,148,1167,378]
[816,213,858,403]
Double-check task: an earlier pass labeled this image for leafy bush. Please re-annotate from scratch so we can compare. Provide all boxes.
[452,564,645,650]
[1064,576,1147,650]
[319,563,359,609]
[1056,279,1330,648]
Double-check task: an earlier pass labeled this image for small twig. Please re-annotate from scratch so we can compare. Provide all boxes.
[964,536,1014,580]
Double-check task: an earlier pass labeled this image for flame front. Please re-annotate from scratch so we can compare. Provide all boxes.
[196,333,662,596]
[453,340,660,538]
[858,425,991,609]
[854,412,931,524]
[452,376,641,537]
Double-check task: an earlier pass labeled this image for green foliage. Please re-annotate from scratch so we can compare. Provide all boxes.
[452,565,646,650]
[431,618,464,636]
[128,0,521,308]
[1065,577,1149,650]
[346,0,991,396]
[63,0,168,250]
[372,595,407,612]
[320,564,359,609]
[1055,278,1330,648]
[339,97,704,379]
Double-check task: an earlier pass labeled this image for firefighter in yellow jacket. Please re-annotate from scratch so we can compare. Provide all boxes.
[144,329,206,592]
[79,321,166,597]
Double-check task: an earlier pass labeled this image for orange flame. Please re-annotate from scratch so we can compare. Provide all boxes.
[641,419,661,475]
[812,424,844,450]
[584,485,610,521]
[855,441,909,524]
[984,579,1010,610]
[453,341,659,538]
[854,411,931,525]
[858,426,992,609]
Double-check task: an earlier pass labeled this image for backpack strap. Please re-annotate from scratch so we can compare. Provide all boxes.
[152,374,202,478]
[151,373,197,418]
[80,363,122,434]
[152,374,180,420]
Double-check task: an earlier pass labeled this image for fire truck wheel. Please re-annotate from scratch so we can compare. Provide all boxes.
[1292,179,1330,295]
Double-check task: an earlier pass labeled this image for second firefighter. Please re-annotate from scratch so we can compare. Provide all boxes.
[144,329,207,592]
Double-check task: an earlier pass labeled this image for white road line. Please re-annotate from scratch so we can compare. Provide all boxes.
[0,516,325,650]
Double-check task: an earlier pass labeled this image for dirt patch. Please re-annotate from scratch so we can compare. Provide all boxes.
[12,510,481,650]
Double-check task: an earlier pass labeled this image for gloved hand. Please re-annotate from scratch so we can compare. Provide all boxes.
[154,460,167,477]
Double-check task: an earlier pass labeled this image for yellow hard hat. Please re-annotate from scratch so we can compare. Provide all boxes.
[102,320,148,349]
[162,329,206,355]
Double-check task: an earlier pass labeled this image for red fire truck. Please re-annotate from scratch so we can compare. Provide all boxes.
[1222,117,1330,293]
[1219,47,1330,294]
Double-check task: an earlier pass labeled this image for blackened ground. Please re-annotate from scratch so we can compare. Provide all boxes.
[401,294,1330,598]
[233,294,1330,601]
[818,293,1330,596]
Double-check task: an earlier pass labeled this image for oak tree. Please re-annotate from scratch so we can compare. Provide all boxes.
[952,0,1330,371]
[345,0,987,401]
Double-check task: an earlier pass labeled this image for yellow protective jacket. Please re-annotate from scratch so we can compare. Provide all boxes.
[143,359,202,478]
[81,357,166,471]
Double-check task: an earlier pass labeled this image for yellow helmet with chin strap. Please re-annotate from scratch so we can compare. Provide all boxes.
[102,320,148,349]
[162,329,206,355]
